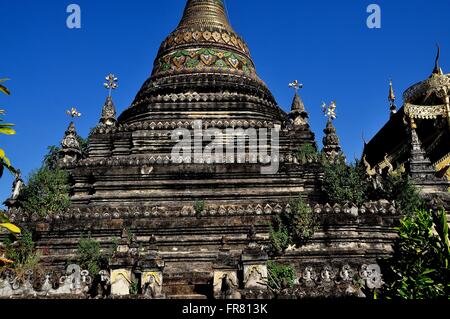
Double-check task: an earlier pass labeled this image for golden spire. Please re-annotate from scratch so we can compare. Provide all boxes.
[388,79,396,102]
[388,79,397,116]
[178,0,232,31]
[432,45,444,75]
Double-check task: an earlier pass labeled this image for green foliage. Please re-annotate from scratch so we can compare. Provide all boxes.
[269,196,317,255]
[20,168,70,215]
[297,144,319,164]
[129,281,139,295]
[382,174,425,214]
[322,159,369,205]
[77,236,102,276]
[193,200,206,214]
[3,231,41,275]
[287,196,317,242]
[0,78,16,178]
[267,260,296,291]
[4,231,34,265]
[380,209,450,299]
[0,211,21,265]
[269,227,291,256]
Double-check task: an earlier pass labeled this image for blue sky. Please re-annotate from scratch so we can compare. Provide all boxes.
[0,0,449,204]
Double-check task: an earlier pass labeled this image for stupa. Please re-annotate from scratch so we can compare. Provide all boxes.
[4,1,405,299]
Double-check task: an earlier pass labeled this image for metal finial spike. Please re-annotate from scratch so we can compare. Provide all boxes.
[288,80,303,94]
[433,45,443,75]
[66,107,82,119]
[322,101,337,121]
[104,73,119,97]
[388,79,396,102]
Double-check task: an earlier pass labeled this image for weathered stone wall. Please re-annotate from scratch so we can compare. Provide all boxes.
[1,201,400,299]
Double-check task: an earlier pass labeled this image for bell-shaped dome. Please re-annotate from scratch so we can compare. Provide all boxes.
[118,0,284,124]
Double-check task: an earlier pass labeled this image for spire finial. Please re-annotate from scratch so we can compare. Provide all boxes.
[322,101,343,162]
[104,73,119,98]
[388,79,397,116]
[322,101,337,122]
[178,0,232,30]
[289,81,308,125]
[433,44,443,75]
[66,107,82,119]
[288,80,303,95]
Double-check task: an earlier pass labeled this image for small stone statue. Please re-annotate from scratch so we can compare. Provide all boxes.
[4,169,24,208]
[220,274,232,299]
[247,225,257,242]
[143,275,157,299]
[11,170,24,200]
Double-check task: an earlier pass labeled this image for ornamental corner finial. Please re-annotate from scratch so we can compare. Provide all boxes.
[322,101,337,121]
[432,44,443,75]
[388,79,397,116]
[388,79,396,102]
[104,73,119,97]
[288,80,303,94]
[66,107,82,119]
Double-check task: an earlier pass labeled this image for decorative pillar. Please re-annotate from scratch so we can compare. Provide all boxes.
[321,101,344,162]
[100,96,117,126]
[59,121,82,166]
[100,73,118,126]
[408,127,449,193]
[288,80,309,126]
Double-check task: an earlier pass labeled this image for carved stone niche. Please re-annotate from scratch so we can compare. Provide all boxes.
[141,271,163,299]
[110,269,132,296]
[213,271,239,299]
[241,248,268,290]
[137,253,165,299]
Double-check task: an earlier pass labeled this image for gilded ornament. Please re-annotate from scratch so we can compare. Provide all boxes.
[203,31,212,41]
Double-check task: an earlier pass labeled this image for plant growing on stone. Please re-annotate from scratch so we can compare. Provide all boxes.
[19,168,71,215]
[297,144,319,164]
[381,173,425,215]
[269,196,317,255]
[380,209,450,299]
[322,158,369,206]
[129,280,139,295]
[193,200,206,214]
[287,196,317,243]
[267,260,296,291]
[3,231,42,279]
[77,235,102,276]
[269,225,291,256]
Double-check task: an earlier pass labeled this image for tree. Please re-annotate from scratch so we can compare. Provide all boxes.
[267,261,296,291]
[382,173,425,214]
[269,196,317,255]
[20,168,71,216]
[380,209,450,299]
[77,236,102,276]
[322,158,369,206]
[0,78,16,178]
